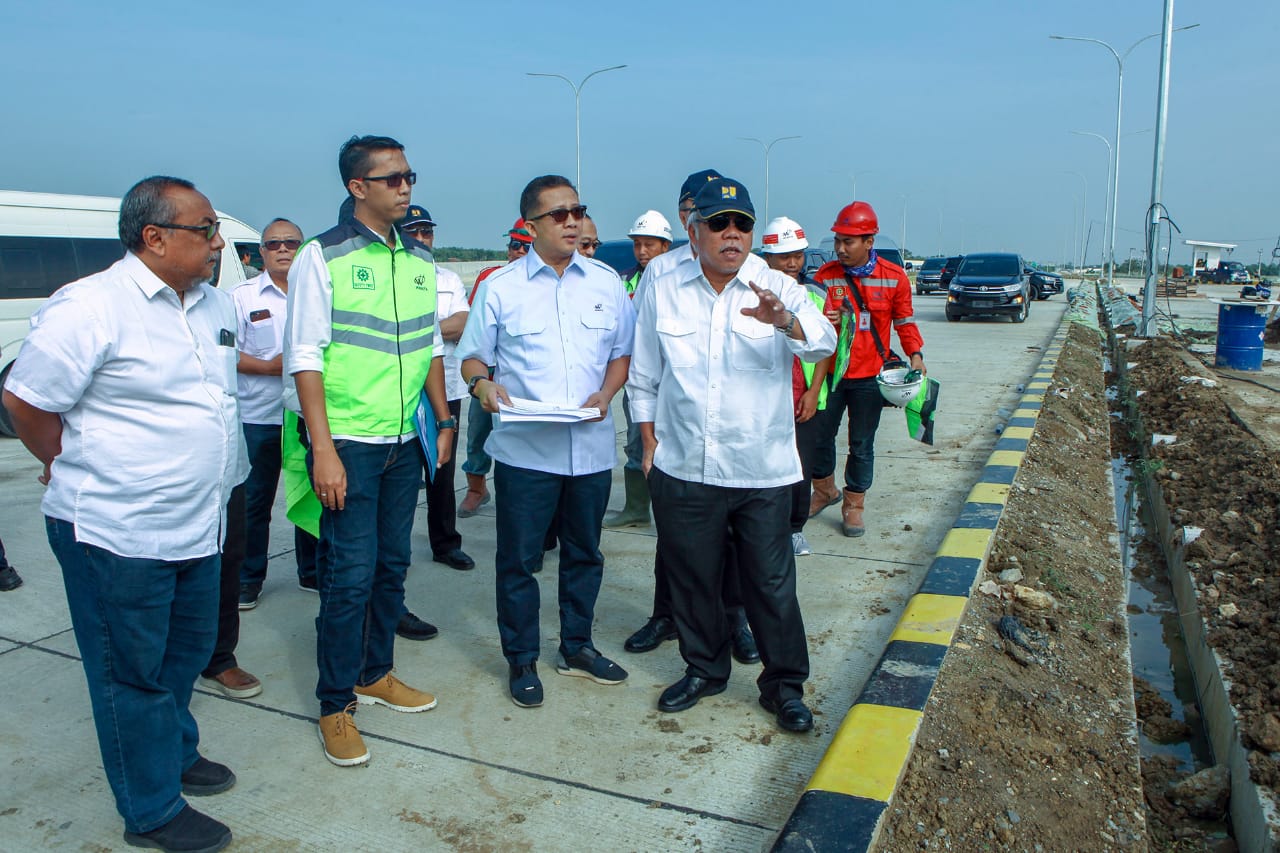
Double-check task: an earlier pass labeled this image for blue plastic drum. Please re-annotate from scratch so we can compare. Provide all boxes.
[1215,304,1266,371]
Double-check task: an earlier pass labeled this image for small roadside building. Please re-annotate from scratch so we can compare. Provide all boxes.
[1184,239,1237,275]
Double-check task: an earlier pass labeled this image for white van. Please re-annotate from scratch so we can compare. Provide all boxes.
[0,190,261,436]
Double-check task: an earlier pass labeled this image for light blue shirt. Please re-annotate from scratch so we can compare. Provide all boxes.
[457,249,636,476]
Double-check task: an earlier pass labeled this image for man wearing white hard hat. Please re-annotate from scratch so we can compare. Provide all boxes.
[761,217,829,557]
[604,211,672,530]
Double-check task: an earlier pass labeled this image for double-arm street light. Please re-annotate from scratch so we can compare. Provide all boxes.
[526,64,627,197]
[740,135,801,223]
[1051,24,1198,286]
[1060,171,1088,269]
[1069,130,1113,279]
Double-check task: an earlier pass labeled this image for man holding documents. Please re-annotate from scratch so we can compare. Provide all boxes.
[458,174,636,708]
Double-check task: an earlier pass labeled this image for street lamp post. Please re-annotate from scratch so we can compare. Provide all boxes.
[1051,24,1198,287]
[1070,130,1113,280]
[526,64,627,196]
[741,136,801,223]
[1061,171,1088,269]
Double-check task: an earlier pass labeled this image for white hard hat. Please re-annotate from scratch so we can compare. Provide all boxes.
[628,210,673,242]
[761,216,810,254]
[876,365,924,407]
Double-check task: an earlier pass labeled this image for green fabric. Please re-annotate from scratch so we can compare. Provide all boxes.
[799,290,830,410]
[904,377,940,445]
[283,410,320,538]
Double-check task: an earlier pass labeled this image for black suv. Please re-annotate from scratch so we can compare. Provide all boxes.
[940,255,964,288]
[1024,266,1063,300]
[946,252,1031,322]
[915,256,946,294]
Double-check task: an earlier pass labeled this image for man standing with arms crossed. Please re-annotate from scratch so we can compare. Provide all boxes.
[286,135,454,766]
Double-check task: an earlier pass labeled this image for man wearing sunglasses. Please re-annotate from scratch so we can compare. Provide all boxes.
[628,178,836,733]
[578,213,601,258]
[458,175,636,709]
[285,135,454,767]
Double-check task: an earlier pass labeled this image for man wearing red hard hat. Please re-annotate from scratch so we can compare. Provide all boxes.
[809,201,925,537]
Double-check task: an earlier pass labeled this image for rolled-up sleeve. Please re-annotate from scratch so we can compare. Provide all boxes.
[626,279,661,423]
[284,242,332,376]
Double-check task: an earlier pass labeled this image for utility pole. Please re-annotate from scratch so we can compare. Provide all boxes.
[1140,0,1178,336]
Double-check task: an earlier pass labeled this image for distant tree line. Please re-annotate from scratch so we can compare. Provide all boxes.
[432,246,507,262]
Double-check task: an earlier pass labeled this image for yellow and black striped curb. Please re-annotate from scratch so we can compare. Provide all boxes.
[772,323,1072,852]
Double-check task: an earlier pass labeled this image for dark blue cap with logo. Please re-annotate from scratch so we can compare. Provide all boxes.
[399,205,435,227]
[692,178,755,220]
[679,169,723,203]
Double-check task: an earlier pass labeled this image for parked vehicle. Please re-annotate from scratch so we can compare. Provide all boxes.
[1196,260,1250,284]
[945,252,1031,322]
[593,238,689,277]
[803,247,834,279]
[1024,266,1064,300]
[0,190,258,436]
[940,255,965,288]
[915,256,946,294]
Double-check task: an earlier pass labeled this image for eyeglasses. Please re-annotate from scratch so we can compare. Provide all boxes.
[362,171,417,189]
[703,213,755,233]
[403,226,434,236]
[529,204,588,224]
[508,241,531,252]
[262,239,302,252]
[579,239,602,250]
[152,220,222,240]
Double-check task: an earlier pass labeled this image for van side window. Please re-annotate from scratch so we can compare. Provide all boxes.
[73,238,126,279]
[0,236,124,299]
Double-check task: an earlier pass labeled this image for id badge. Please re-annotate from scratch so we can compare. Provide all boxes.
[858,312,871,331]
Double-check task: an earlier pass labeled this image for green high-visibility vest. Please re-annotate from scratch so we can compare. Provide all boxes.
[799,288,829,411]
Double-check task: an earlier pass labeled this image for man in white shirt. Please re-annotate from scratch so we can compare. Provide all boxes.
[628,178,836,733]
[2,176,246,851]
[458,175,636,709]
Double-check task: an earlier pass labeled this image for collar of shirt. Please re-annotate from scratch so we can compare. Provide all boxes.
[255,271,287,297]
[121,251,209,309]
[525,247,587,281]
[349,216,403,249]
[676,250,769,290]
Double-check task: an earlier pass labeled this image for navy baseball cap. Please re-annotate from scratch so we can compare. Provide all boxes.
[692,178,755,220]
[399,205,435,227]
[679,169,723,203]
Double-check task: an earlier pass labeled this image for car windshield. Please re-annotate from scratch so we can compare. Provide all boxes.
[960,256,1019,277]
[921,258,945,272]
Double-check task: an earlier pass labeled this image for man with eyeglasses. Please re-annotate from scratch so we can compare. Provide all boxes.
[578,213,601,258]
[285,135,454,767]
[628,178,835,733]
[3,176,246,851]
[458,175,636,709]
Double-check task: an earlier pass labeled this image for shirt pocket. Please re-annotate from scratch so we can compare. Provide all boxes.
[244,317,275,356]
[656,316,699,368]
[504,315,548,371]
[579,307,617,363]
[730,314,776,372]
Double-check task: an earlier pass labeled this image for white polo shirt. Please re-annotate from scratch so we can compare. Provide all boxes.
[436,266,469,402]
[457,249,636,477]
[627,252,836,488]
[231,272,288,425]
[4,253,249,560]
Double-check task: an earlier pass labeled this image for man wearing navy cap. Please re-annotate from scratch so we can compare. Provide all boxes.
[628,177,836,732]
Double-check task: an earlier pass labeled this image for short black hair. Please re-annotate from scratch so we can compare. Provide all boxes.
[338,135,405,190]
[119,176,197,252]
[519,175,576,220]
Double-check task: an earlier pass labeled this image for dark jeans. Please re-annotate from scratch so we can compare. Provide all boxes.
[427,398,463,556]
[203,484,244,678]
[46,517,219,833]
[311,438,421,715]
[648,468,809,704]
[241,421,318,588]
[812,376,884,494]
[493,462,611,665]
[0,535,7,567]
[790,414,825,533]
[461,395,493,476]
[621,390,643,472]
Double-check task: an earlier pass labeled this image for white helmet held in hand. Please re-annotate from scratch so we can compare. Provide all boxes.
[761,216,809,254]
[629,210,673,242]
[877,364,924,407]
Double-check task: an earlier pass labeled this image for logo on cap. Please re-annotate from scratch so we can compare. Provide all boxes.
[721,186,737,200]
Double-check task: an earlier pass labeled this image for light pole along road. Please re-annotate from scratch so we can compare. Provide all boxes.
[526,64,627,198]
[739,135,801,224]
[1069,130,1113,282]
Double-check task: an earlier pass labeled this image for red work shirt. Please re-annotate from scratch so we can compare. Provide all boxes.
[814,256,923,381]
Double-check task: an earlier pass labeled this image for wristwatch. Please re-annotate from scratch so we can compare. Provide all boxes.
[775,310,797,335]
[467,374,486,397]
[436,417,458,431]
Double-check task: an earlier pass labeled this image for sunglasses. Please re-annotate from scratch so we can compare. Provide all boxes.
[508,241,531,252]
[403,226,434,236]
[362,171,417,189]
[704,213,755,233]
[262,239,302,252]
[152,220,222,240]
[529,204,588,224]
[579,239,602,250]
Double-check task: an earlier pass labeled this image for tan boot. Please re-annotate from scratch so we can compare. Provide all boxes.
[318,704,369,766]
[841,490,866,538]
[457,473,490,518]
[808,476,841,518]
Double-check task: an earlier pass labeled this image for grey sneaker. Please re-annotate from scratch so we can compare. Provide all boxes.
[792,532,813,557]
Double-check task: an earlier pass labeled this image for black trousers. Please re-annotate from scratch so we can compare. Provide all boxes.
[649,542,744,625]
[789,414,826,533]
[203,484,245,678]
[427,398,463,556]
[649,467,809,703]
[812,376,884,494]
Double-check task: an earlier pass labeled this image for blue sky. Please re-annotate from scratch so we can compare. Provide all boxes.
[3,0,1274,267]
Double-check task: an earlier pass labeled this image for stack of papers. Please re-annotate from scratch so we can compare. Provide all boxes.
[497,396,601,423]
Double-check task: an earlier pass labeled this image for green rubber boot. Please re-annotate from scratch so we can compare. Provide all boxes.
[603,468,651,529]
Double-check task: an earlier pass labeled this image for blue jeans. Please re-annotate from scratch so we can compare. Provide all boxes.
[493,462,611,665]
[240,422,318,588]
[46,517,219,833]
[311,438,421,715]
[461,395,493,476]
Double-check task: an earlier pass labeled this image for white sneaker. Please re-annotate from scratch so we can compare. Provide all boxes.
[792,532,812,557]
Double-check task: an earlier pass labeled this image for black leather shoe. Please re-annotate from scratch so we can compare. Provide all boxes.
[0,565,22,592]
[433,548,476,571]
[624,616,678,653]
[759,695,814,732]
[396,612,439,641]
[658,675,727,713]
[181,756,235,796]
[731,623,760,664]
[122,804,232,852]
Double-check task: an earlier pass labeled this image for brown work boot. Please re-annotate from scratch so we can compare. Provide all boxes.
[457,473,490,518]
[354,672,437,712]
[318,704,369,766]
[808,476,841,518]
[841,490,866,538]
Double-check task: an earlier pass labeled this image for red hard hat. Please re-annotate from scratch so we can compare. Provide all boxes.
[831,201,879,236]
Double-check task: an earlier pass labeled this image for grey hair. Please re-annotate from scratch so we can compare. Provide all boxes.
[119,176,196,252]
[261,218,301,238]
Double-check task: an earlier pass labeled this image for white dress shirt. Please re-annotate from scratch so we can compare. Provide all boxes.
[4,253,249,560]
[457,249,636,476]
[436,266,469,402]
[628,252,836,488]
[632,241,694,305]
[231,271,288,425]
